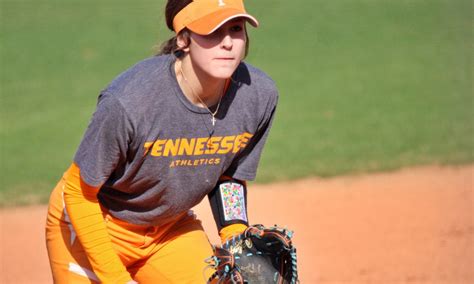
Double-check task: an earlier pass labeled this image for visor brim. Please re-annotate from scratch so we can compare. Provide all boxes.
[186,9,259,35]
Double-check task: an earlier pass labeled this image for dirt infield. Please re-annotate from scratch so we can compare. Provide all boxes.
[1,165,472,283]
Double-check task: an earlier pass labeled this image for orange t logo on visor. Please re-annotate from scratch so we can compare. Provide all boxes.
[173,0,259,35]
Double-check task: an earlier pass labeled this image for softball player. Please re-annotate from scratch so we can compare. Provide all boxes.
[45,0,278,282]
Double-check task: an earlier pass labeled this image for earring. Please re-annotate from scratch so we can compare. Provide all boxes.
[174,49,184,58]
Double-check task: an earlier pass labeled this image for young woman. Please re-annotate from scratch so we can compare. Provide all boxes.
[45,0,278,282]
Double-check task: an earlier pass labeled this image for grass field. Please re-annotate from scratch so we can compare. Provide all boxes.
[1,0,472,206]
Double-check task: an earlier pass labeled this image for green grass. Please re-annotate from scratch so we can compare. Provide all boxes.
[246,0,473,181]
[1,0,472,206]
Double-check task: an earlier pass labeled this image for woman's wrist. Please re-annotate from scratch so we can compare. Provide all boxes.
[219,223,248,244]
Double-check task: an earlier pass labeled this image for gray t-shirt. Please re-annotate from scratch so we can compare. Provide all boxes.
[74,55,278,225]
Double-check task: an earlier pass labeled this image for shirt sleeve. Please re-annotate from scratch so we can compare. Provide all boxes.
[74,92,133,187]
[224,89,278,181]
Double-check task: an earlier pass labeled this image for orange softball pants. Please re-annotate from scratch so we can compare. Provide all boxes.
[45,178,216,283]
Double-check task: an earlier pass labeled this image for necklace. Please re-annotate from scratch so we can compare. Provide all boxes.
[179,62,224,126]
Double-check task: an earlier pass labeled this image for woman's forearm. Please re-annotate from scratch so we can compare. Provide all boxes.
[63,163,132,283]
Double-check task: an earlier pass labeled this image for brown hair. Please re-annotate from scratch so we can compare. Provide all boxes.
[157,0,250,58]
[158,0,192,56]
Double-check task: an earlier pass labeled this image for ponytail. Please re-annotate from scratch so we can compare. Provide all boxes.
[158,36,178,56]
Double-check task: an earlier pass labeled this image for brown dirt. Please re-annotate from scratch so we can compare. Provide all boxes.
[1,165,473,284]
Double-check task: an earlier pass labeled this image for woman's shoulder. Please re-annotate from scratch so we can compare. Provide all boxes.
[234,62,278,102]
[96,55,175,117]
[235,62,277,92]
[104,55,174,94]
[129,55,173,73]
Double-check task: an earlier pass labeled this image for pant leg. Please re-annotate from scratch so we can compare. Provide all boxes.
[131,212,216,284]
[46,178,216,283]
[45,178,100,283]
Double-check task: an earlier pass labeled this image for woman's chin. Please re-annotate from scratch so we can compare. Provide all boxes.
[209,66,239,79]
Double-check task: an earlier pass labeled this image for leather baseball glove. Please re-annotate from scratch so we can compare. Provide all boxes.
[205,224,298,284]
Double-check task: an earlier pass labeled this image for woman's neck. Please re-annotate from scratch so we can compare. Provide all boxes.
[175,56,226,108]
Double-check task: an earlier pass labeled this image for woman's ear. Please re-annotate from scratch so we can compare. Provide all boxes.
[176,33,190,53]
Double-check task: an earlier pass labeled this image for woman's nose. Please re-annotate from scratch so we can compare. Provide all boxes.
[221,34,233,49]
